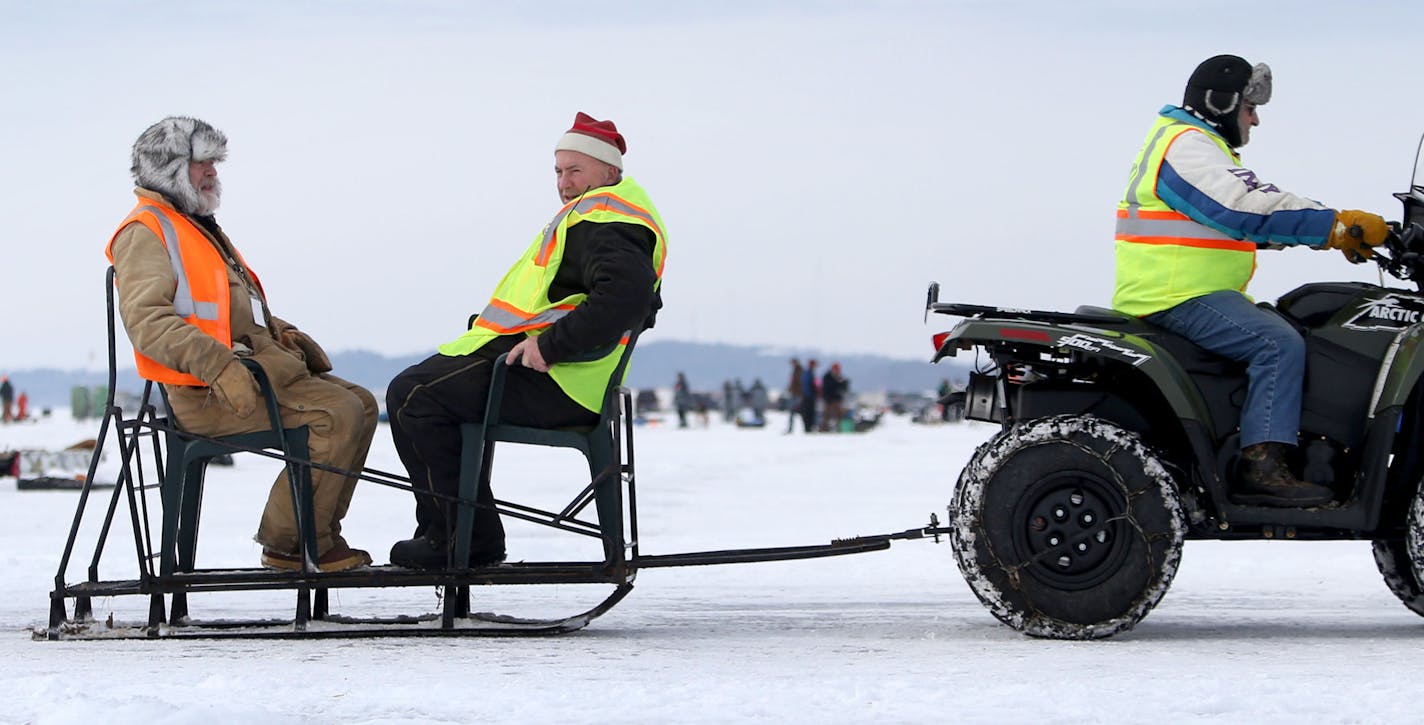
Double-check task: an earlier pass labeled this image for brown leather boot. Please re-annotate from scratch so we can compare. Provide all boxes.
[1234,442,1333,507]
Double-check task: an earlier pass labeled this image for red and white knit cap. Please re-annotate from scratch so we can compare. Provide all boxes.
[554,112,626,170]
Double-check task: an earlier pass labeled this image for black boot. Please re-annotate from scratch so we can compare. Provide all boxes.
[1234,442,1333,507]
[389,534,506,570]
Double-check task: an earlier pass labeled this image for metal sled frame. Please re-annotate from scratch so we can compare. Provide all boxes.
[42,270,950,641]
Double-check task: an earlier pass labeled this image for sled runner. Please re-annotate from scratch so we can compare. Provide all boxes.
[42,268,948,640]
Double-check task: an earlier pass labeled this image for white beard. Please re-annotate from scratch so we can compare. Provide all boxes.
[194,178,223,215]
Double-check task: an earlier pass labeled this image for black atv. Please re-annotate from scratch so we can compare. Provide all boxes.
[928,149,1424,639]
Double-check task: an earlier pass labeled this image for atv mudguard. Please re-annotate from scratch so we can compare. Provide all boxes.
[1370,325,1424,416]
[935,317,1221,438]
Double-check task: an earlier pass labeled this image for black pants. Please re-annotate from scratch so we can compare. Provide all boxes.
[799,395,817,434]
[385,337,596,549]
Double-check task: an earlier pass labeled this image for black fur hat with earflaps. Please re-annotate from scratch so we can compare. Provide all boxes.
[1183,55,1272,148]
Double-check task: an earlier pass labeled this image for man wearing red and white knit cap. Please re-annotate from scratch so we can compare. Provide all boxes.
[386,112,669,570]
[554,111,626,170]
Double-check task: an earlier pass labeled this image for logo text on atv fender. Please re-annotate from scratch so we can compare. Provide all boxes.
[1344,294,1424,331]
[1056,333,1152,367]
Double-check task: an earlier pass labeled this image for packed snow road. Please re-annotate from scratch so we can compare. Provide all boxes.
[4,412,1423,723]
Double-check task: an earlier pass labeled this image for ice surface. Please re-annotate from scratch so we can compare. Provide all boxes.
[4,410,1424,723]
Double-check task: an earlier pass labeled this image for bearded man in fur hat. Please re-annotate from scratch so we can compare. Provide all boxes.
[385,112,667,570]
[106,116,378,572]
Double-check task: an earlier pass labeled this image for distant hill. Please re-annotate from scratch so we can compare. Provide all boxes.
[6,341,970,410]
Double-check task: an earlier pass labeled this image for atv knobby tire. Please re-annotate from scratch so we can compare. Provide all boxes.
[1395,487,1424,616]
[1372,538,1424,617]
[951,415,1186,639]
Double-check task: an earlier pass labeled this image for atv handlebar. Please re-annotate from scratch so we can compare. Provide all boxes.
[1371,222,1424,286]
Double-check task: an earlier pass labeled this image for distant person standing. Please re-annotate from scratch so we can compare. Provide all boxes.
[15,392,27,422]
[784,358,803,434]
[0,376,13,423]
[748,379,769,425]
[820,363,848,432]
[674,372,692,429]
[938,378,953,422]
[799,359,819,433]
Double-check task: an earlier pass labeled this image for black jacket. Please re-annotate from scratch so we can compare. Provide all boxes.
[535,220,661,364]
[821,371,847,403]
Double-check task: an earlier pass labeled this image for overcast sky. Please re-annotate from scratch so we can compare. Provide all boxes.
[3,0,1423,372]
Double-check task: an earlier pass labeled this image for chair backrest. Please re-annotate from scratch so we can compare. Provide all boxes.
[594,330,641,425]
[103,266,164,417]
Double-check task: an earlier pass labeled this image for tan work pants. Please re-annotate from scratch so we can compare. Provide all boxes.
[166,373,378,556]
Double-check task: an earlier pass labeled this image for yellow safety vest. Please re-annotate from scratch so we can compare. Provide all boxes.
[439,176,667,412]
[1112,116,1257,317]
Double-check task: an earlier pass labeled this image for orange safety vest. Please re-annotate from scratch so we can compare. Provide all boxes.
[104,196,254,386]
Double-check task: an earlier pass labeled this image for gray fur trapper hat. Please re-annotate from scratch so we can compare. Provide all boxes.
[130,116,227,215]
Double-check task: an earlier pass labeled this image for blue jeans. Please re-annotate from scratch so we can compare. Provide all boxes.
[1145,290,1305,447]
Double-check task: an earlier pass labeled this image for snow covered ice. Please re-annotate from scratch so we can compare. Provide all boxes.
[5,409,1424,723]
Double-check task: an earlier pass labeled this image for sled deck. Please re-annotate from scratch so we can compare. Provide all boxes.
[43,530,939,640]
[41,580,632,641]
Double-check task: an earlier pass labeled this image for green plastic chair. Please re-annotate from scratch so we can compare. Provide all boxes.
[450,333,641,572]
[156,359,316,581]
[92,267,323,629]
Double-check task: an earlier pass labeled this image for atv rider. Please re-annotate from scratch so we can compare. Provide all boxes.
[1112,55,1389,507]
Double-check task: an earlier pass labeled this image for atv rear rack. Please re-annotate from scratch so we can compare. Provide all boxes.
[924,281,1131,326]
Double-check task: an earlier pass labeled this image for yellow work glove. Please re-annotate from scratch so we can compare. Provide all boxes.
[211,359,260,419]
[1327,209,1389,263]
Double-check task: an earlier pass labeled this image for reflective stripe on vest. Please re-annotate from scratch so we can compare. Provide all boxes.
[536,191,666,270]
[1114,208,1254,252]
[1111,117,1255,317]
[135,205,221,321]
[473,300,577,335]
[437,176,666,411]
[105,196,239,386]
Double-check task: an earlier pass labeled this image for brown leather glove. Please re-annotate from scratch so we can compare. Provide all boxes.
[210,359,260,419]
[1327,210,1389,263]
